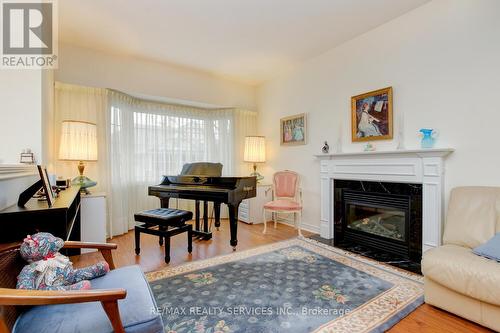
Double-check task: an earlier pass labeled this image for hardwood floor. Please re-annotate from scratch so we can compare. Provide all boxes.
[71,219,309,272]
[71,220,492,333]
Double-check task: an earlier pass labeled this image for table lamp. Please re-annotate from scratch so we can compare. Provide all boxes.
[244,136,266,182]
[58,120,98,193]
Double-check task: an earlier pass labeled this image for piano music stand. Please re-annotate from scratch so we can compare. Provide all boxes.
[180,162,223,239]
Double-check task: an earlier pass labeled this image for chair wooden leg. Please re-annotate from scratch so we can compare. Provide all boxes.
[273,212,277,229]
[262,209,267,234]
[101,300,125,333]
[100,248,116,270]
[297,211,303,237]
[0,315,10,333]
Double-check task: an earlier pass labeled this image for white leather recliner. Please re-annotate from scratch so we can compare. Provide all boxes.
[422,186,500,331]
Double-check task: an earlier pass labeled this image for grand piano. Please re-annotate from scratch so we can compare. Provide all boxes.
[148,163,257,250]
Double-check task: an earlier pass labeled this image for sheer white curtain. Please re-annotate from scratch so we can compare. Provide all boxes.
[233,109,258,176]
[53,82,111,198]
[108,91,257,236]
[54,84,257,237]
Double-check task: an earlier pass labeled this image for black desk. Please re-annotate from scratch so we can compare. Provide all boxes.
[0,187,82,255]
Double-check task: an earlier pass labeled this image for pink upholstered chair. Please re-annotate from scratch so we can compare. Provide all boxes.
[262,170,302,236]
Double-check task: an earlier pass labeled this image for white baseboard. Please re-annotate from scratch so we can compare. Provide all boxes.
[298,222,320,234]
[276,215,320,234]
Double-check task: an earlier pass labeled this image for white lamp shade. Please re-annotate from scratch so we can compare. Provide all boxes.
[59,121,98,161]
[244,136,266,163]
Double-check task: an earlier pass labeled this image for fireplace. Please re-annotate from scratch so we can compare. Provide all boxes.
[333,180,423,269]
[343,190,410,257]
[313,148,453,273]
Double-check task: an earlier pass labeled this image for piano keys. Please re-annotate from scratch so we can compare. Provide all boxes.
[148,174,257,250]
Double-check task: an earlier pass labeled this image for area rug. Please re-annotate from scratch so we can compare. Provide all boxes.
[146,238,423,333]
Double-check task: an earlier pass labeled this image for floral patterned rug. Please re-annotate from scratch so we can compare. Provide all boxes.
[146,237,423,333]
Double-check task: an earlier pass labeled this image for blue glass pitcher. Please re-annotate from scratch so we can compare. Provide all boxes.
[419,129,435,148]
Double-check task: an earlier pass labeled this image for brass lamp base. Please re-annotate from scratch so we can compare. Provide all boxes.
[251,164,264,182]
[72,161,97,194]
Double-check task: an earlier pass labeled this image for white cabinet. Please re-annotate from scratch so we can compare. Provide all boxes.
[239,184,272,224]
[81,192,107,253]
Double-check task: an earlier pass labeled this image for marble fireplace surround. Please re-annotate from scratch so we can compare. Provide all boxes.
[315,148,454,253]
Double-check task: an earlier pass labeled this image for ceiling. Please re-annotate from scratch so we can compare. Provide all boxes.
[59,0,430,86]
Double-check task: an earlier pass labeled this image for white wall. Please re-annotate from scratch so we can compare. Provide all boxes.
[257,0,500,233]
[0,174,39,210]
[42,70,55,169]
[0,69,53,210]
[55,43,256,110]
[0,70,43,164]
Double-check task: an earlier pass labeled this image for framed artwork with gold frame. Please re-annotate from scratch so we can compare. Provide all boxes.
[280,113,307,146]
[351,87,393,142]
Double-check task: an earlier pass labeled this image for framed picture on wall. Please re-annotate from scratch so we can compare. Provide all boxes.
[280,113,307,146]
[351,87,393,142]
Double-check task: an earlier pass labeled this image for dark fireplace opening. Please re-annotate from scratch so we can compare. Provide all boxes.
[347,203,406,242]
[343,190,410,258]
[311,179,423,274]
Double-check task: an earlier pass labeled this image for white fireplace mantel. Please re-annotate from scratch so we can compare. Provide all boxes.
[315,148,454,253]
[0,164,37,180]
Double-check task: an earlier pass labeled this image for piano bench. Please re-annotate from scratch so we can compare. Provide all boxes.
[134,208,193,263]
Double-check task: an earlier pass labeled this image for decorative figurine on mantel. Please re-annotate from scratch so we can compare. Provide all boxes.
[364,143,376,151]
[19,148,35,164]
[418,128,439,149]
[322,141,330,154]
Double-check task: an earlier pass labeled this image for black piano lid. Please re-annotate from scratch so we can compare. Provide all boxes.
[160,175,255,187]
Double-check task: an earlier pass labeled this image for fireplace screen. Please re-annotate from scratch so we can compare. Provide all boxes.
[346,204,406,242]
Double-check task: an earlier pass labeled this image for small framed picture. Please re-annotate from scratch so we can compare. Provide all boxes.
[351,87,393,142]
[280,113,307,146]
[37,165,55,207]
